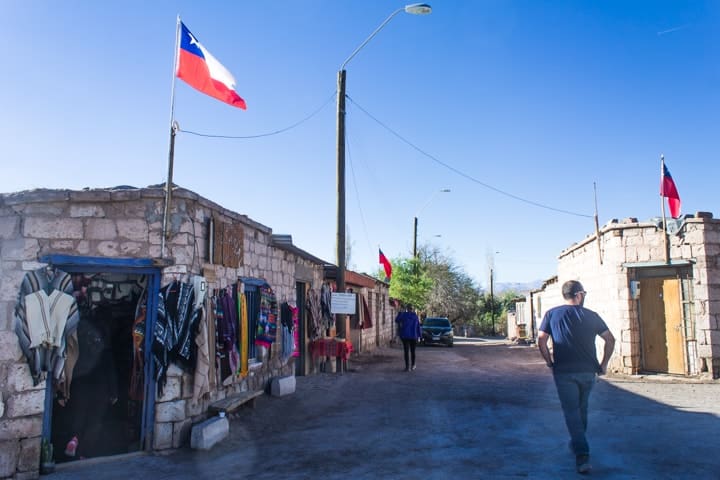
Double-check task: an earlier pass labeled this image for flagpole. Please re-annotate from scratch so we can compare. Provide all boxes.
[660,154,670,263]
[161,15,182,259]
[593,182,603,265]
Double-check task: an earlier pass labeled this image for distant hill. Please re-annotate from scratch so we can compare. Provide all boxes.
[494,280,543,295]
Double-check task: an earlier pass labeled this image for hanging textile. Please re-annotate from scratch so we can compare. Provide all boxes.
[239,284,249,377]
[215,286,239,385]
[306,288,323,340]
[358,293,373,329]
[279,302,298,363]
[205,293,217,392]
[254,284,278,348]
[129,288,147,401]
[291,304,299,357]
[153,280,200,396]
[320,282,333,332]
[14,266,80,386]
[192,276,210,402]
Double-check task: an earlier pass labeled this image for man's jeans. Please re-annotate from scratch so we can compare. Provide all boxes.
[553,372,596,455]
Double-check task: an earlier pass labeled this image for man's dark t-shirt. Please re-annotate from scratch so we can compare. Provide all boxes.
[539,305,609,374]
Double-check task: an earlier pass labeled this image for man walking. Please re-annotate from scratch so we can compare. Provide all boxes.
[538,280,615,474]
[395,305,421,372]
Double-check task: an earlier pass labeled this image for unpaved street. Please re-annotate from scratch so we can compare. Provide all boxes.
[49,339,720,479]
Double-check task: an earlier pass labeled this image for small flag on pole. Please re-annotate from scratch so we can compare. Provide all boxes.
[661,162,681,219]
[176,22,247,109]
[379,249,392,280]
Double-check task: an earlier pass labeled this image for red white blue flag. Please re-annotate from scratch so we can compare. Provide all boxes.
[176,22,247,110]
[379,249,392,280]
[661,163,681,219]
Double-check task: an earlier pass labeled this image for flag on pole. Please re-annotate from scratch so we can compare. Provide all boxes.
[379,249,392,280]
[176,22,247,109]
[661,163,681,219]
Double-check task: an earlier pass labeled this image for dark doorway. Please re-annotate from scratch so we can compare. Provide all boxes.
[51,271,147,462]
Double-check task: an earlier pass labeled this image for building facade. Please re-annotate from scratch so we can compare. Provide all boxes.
[0,185,393,478]
[520,215,720,379]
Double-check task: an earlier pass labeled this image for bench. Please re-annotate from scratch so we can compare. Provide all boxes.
[208,390,264,415]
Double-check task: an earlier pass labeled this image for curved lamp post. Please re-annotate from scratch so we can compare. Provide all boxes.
[335,3,431,337]
[413,188,450,257]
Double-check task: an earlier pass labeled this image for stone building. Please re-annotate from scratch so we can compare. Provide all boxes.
[321,267,396,354]
[518,214,720,379]
[0,185,393,478]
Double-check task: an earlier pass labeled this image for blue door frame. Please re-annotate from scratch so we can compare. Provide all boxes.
[39,254,161,452]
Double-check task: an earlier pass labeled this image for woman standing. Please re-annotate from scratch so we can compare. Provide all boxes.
[395,305,422,371]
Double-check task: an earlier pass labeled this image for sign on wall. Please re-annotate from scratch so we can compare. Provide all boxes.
[331,292,357,315]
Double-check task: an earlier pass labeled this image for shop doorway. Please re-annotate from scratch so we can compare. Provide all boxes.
[39,255,161,463]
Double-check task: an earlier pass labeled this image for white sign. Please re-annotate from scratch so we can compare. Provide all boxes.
[331,292,356,315]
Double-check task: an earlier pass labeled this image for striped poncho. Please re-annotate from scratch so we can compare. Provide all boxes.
[14,267,80,386]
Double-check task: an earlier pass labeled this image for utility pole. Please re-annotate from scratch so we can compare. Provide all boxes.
[490,267,495,336]
[413,216,418,257]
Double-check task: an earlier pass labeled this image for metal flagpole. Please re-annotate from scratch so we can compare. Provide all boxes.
[661,154,670,263]
[161,15,182,259]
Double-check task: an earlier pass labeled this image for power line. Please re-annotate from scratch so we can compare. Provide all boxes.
[346,133,376,264]
[346,96,594,219]
[180,92,336,139]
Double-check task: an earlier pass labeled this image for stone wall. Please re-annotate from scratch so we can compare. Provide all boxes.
[0,186,328,478]
[350,285,395,354]
[551,216,720,377]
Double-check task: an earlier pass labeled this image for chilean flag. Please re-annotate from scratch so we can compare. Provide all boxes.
[176,22,247,110]
[661,163,681,219]
[379,249,392,281]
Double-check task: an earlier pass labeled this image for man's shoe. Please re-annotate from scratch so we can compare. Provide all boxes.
[576,455,592,474]
[411,365,417,371]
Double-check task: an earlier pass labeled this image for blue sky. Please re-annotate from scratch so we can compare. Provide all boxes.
[2,1,719,287]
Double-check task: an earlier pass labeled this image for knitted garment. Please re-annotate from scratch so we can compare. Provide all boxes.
[254,284,278,348]
[153,280,200,396]
[320,283,333,331]
[305,288,323,340]
[14,267,79,385]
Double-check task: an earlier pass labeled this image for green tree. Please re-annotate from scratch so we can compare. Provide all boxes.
[376,245,486,331]
[387,256,433,310]
[419,245,481,325]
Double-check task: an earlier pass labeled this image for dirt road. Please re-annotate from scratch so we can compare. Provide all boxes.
[48,338,720,479]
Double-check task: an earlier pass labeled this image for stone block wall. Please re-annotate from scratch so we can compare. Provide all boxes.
[352,285,394,354]
[553,216,720,377]
[0,186,328,477]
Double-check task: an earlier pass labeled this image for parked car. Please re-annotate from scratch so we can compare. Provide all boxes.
[421,317,454,347]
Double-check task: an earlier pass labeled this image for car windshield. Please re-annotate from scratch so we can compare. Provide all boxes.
[423,318,450,328]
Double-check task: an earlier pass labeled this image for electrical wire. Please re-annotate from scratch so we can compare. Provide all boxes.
[346,133,375,263]
[346,95,594,219]
[180,92,336,139]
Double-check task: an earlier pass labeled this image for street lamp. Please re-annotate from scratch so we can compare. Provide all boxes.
[413,188,450,257]
[336,3,432,337]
